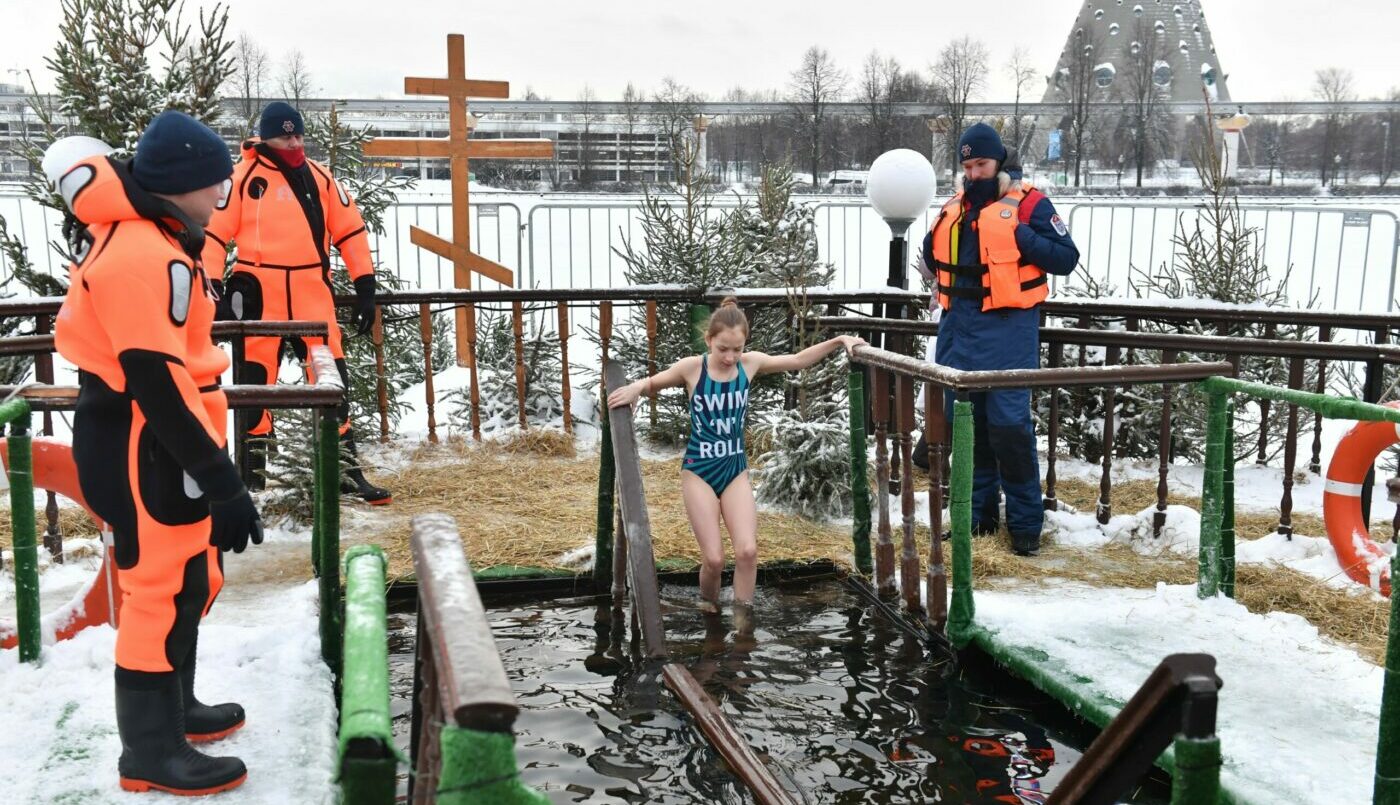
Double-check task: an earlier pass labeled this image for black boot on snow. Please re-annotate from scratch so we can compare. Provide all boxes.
[180,637,245,743]
[1011,532,1041,557]
[115,669,247,795]
[339,431,392,505]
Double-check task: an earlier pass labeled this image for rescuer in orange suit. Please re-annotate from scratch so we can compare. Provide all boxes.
[202,101,390,504]
[52,111,263,795]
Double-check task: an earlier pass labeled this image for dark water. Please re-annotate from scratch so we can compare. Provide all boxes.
[387,581,1155,804]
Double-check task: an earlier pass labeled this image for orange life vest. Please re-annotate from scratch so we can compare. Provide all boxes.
[929,184,1049,312]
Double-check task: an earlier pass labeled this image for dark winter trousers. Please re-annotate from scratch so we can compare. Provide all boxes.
[941,388,1044,539]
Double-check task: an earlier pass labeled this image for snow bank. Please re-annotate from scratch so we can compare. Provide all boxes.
[0,581,339,803]
[976,582,1383,805]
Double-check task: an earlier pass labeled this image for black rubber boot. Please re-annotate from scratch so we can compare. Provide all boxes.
[1011,532,1041,557]
[115,669,247,795]
[339,431,392,505]
[180,636,245,743]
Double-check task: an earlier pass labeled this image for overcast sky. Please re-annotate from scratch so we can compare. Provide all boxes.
[3,0,1398,103]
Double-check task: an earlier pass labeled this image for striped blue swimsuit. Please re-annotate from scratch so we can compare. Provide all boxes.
[683,355,750,497]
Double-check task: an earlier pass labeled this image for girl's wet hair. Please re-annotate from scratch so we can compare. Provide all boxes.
[706,296,749,339]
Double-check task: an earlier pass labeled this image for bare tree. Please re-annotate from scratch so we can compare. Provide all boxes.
[1122,19,1171,187]
[787,45,847,188]
[621,81,642,182]
[1382,88,1400,187]
[279,49,313,105]
[653,76,703,181]
[1063,28,1106,187]
[1315,67,1355,186]
[226,32,268,132]
[1005,46,1038,154]
[859,50,902,162]
[575,84,600,187]
[929,36,989,168]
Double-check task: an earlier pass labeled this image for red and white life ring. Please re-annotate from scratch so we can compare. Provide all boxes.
[1322,404,1397,597]
[0,438,122,649]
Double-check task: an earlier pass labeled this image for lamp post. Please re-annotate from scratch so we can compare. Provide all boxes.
[866,149,938,489]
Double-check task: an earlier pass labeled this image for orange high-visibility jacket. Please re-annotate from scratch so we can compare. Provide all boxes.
[201,140,373,286]
[56,155,229,444]
[928,184,1049,312]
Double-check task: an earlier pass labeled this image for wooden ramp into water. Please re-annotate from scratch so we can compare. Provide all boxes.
[604,362,799,805]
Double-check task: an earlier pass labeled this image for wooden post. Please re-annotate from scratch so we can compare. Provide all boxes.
[1256,322,1277,463]
[925,378,947,631]
[512,301,527,430]
[872,368,894,595]
[1311,325,1331,474]
[1098,344,1119,525]
[1155,350,1178,539]
[360,34,555,366]
[1044,342,1063,511]
[34,313,60,562]
[896,374,920,616]
[599,302,614,364]
[419,304,438,443]
[1279,357,1303,538]
[646,300,658,428]
[466,303,481,440]
[558,302,572,436]
[372,305,390,443]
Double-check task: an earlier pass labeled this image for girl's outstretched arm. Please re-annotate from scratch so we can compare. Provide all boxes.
[750,335,866,377]
[607,355,700,408]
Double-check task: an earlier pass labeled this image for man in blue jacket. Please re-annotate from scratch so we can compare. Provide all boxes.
[916,123,1078,555]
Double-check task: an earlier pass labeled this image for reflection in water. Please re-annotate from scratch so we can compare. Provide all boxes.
[388,581,1085,804]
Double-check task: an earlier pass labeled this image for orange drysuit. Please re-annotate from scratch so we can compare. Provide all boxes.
[202,140,373,436]
[55,155,231,673]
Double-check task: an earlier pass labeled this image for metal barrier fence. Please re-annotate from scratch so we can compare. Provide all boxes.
[1062,200,1400,313]
[5,190,1399,314]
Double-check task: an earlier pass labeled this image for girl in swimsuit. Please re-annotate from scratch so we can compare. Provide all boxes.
[607,297,864,614]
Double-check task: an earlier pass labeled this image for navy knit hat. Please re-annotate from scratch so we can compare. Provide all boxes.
[132,110,234,195]
[957,122,1007,164]
[259,101,305,140]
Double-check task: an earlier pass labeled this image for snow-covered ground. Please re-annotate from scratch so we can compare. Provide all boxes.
[0,576,339,804]
[976,582,1383,804]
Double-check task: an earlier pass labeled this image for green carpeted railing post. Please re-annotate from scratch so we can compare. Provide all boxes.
[318,408,343,676]
[1376,547,1400,803]
[339,545,398,804]
[1221,401,1236,599]
[847,369,872,576]
[1171,734,1222,804]
[594,391,616,592]
[1198,390,1227,599]
[948,399,975,646]
[2,401,40,663]
[436,726,549,805]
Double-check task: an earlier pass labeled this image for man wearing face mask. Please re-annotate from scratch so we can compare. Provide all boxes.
[202,101,391,504]
[917,123,1078,556]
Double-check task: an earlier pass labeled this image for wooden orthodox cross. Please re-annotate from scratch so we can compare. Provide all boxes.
[363,33,553,366]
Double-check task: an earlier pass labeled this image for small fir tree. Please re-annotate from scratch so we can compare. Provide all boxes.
[445,306,565,435]
[747,164,854,518]
[607,131,760,445]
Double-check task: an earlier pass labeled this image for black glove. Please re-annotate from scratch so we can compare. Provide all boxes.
[209,489,264,554]
[191,456,264,553]
[352,276,377,336]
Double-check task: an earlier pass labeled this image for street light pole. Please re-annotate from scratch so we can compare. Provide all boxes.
[866,149,938,493]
